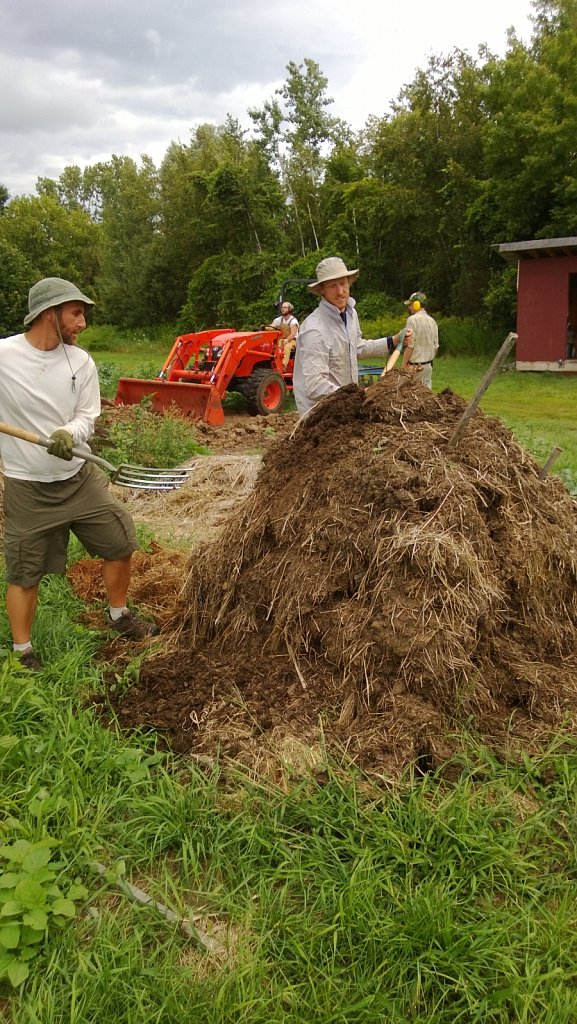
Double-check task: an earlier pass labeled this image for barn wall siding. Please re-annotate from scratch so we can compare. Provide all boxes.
[517,256,577,363]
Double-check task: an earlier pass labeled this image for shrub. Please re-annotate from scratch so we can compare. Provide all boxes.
[436,317,504,357]
[355,291,402,320]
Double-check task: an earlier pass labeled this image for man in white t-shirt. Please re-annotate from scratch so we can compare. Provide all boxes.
[269,302,299,370]
[0,277,160,672]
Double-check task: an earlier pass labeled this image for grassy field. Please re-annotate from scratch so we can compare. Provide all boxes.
[2,334,576,1019]
[2,604,577,1021]
[433,356,577,490]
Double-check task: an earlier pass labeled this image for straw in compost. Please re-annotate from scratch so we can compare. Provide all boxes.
[109,373,577,777]
[113,453,261,545]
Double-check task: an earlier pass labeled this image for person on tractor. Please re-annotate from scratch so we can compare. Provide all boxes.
[0,277,160,672]
[293,257,411,416]
[268,302,299,371]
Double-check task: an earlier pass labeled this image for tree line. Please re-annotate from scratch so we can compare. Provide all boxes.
[1,0,576,337]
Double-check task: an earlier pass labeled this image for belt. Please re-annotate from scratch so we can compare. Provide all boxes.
[410,360,432,366]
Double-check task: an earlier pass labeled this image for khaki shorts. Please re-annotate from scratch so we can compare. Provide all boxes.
[4,463,139,588]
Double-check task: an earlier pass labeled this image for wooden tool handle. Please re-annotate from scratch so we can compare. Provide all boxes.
[381,327,410,377]
[0,419,114,472]
[381,347,402,376]
[0,420,46,446]
[538,446,563,480]
[446,332,517,448]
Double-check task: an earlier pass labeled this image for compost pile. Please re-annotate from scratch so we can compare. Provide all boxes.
[112,373,577,776]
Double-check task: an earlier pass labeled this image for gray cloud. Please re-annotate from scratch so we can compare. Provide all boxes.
[2,0,343,90]
[0,0,533,198]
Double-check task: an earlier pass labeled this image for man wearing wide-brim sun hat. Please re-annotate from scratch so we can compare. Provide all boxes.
[401,290,439,389]
[293,257,411,416]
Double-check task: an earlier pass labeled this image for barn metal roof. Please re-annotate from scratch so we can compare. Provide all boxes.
[495,237,577,262]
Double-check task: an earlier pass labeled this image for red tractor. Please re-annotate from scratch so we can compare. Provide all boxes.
[114,327,293,426]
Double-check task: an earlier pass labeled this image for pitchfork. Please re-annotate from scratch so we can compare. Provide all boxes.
[0,421,198,491]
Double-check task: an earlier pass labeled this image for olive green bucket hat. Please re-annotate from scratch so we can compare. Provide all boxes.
[24,277,95,326]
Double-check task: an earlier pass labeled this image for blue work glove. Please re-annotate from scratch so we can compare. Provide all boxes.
[47,429,74,461]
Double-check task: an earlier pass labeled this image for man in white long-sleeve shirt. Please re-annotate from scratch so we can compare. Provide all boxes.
[0,277,159,672]
[293,257,409,416]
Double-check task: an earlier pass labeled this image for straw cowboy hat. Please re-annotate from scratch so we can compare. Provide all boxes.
[308,257,359,296]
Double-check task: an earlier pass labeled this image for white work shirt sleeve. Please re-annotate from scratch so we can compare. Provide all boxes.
[298,326,341,405]
[357,336,390,359]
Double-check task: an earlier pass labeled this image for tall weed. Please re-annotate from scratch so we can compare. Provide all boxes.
[437,316,505,357]
[96,361,165,398]
[97,400,209,468]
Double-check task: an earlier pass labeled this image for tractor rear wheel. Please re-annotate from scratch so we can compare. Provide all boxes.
[242,368,287,416]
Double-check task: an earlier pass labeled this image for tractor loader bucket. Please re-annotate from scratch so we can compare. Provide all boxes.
[115,377,225,425]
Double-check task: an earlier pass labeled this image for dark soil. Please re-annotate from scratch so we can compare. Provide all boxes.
[193,410,299,453]
[88,375,577,778]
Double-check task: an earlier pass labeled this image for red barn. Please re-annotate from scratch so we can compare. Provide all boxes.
[496,236,577,371]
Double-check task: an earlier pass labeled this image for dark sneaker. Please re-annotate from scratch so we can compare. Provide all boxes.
[107,609,160,639]
[18,649,44,672]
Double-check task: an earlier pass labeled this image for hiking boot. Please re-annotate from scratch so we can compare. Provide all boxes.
[107,609,160,639]
[18,649,44,672]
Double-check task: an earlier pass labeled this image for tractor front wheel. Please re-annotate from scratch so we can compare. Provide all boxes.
[243,368,287,416]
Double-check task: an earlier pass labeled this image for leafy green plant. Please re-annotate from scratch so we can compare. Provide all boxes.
[557,468,577,495]
[355,290,401,320]
[95,360,164,399]
[95,360,123,397]
[0,838,88,987]
[436,316,503,357]
[360,314,407,339]
[97,400,209,468]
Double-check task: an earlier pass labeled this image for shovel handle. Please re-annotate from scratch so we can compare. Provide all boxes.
[446,332,518,448]
[0,420,116,473]
[381,327,410,377]
[381,346,402,376]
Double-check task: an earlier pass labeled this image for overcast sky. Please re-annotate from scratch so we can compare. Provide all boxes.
[1,0,535,199]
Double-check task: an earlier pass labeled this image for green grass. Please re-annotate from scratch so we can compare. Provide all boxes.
[433,356,577,491]
[82,323,177,356]
[2,590,577,1022]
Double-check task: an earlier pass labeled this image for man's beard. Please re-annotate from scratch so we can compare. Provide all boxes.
[56,320,78,346]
